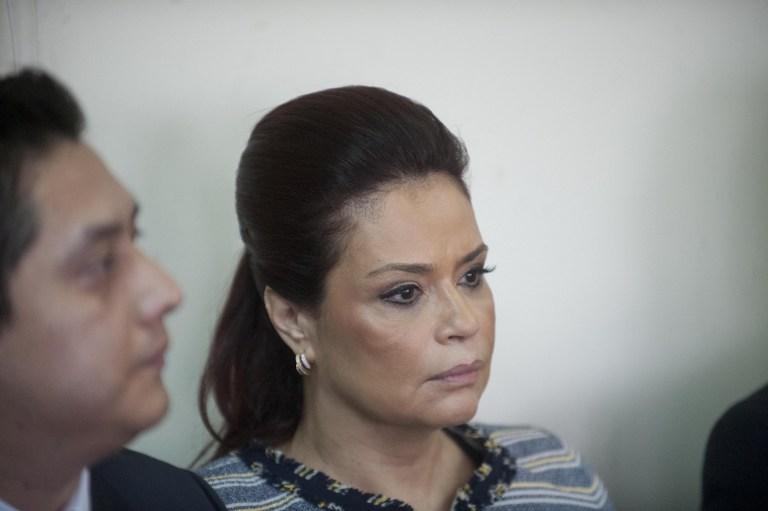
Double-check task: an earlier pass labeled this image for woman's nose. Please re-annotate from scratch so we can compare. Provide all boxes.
[435,286,480,343]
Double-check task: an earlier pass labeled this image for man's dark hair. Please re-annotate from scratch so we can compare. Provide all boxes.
[0,68,85,327]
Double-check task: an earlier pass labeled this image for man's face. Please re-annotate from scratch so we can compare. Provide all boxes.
[0,141,181,452]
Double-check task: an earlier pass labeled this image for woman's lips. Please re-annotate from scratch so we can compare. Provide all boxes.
[429,360,483,385]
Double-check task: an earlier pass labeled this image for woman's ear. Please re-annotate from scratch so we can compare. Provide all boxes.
[263,286,316,359]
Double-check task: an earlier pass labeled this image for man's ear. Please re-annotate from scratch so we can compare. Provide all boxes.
[263,286,316,360]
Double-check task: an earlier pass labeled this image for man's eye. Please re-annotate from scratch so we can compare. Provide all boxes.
[98,254,117,273]
[83,253,117,281]
[380,284,422,305]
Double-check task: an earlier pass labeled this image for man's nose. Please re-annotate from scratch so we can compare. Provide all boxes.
[135,250,182,322]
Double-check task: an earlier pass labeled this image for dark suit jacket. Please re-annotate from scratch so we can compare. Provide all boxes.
[702,383,768,510]
[91,449,226,511]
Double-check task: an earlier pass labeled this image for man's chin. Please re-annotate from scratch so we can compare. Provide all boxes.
[118,386,171,442]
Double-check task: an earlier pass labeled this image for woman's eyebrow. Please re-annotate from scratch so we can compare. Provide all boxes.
[459,243,488,266]
[366,262,434,278]
[366,243,488,278]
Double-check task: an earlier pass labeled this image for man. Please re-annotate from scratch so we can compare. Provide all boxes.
[0,69,225,510]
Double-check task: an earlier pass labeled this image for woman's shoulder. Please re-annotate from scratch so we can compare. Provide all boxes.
[196,452,306,509]
[469,423,615,510]
[196,452,250,479]
[470,423,568,457]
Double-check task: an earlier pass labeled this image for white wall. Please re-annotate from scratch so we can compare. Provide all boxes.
[3,1,768,509]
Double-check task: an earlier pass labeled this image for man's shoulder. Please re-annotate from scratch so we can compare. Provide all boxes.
[702,383,768,509]
[720,383,768,425]
[705,383,768,459]
[92,449,181,474]
[91,449,226,511]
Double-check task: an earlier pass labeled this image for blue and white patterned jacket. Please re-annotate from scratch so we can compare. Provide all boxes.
[197,424,614,510]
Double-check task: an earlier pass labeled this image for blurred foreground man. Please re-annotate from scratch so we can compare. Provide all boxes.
[0,69,225,511]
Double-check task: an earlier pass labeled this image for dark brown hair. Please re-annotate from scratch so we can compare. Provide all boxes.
[0,68,84,328]
[198,86,469,458]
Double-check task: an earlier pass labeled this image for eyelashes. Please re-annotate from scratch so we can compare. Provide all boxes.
[380,283,422,305]
[460,265,495,288]
[76,251,119,289]
[78,226,142,287]
[378,264,495,307]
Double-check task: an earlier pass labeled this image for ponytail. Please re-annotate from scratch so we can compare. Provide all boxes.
[198,251,302,460]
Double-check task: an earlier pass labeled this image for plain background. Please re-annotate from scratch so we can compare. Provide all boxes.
[2,1,768,509]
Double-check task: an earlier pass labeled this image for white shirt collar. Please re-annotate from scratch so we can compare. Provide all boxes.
[64,469,91,511]
[0,469,90,511]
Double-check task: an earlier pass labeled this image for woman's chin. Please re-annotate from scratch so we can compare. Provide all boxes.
[430,398,480,428]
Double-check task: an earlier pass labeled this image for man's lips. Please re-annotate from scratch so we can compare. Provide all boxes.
[429,359,484,383]
[142,340,168,369]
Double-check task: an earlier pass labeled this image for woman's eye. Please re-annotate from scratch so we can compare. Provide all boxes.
[380,284,422,305]
[460,265,495,288]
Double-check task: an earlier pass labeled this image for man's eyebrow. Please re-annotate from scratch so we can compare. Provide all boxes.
[366,243,488,278]
[81,202,139,244]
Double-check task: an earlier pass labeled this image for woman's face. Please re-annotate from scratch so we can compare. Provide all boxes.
[305,173,495,430]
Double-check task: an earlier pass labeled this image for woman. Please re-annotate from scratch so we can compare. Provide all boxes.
[197,86,614,510]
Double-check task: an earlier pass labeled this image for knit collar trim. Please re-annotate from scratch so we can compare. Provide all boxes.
[236,423,516,510]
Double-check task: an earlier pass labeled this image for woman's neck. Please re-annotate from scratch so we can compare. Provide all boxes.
[279,391,475,511]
